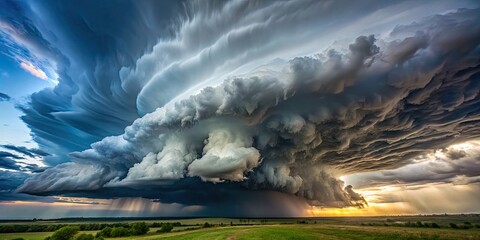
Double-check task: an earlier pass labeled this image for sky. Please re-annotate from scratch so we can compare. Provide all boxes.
[0,0,480,219]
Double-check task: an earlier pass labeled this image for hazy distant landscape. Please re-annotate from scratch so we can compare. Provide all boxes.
[1,215,480,240]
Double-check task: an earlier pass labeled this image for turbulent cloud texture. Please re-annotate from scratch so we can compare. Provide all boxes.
[4,0,466,164]
[17,7,480,210]
[346,141,480,188]
[1,0,183,165]
[1,144,49,158]
[0,92,10,101]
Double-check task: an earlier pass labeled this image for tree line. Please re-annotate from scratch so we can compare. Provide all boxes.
[0,221,182,233]
[40,222,150,240]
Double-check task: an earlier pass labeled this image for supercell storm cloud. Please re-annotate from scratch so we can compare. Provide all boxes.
[1,0,480,217]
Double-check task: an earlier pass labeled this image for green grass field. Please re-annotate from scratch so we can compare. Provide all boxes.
[0,232,50,240]
[110,225,480,240]
[0,231,97,240]
[1,216,480,240]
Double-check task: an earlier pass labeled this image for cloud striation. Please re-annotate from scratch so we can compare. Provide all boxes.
[18,8,480,210]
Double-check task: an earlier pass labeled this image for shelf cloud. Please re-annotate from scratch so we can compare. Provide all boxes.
[1,0,479,216]
[18,8,480,210]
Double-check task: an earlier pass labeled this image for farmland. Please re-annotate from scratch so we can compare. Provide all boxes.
[1,215,480,240]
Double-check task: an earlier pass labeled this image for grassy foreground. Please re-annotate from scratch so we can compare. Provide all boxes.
[0,232,50,240]
[2,224,480,240]
[2,216,480,240]
[0,231,98,240]
[116,224,480,240]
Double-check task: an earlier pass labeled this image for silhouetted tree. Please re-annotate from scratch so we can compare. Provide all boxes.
[96,227,112,238]
[157,223,173,233]
[110,227,129,237]
[431,222,440,228]
[48,226,80,240]
[450,223,459,229]
[130,222,149,235]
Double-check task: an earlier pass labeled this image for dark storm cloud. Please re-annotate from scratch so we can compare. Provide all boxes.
[0,92,10,101]
[1,0,416,166]
[1,0,183,165]
[36,178,309,217]
[0,170,58,203]
[344,185,367,208]
[0,157,21,170]
[18,8,480,210]
[1,144,49,158]
[0,151,23,170]
[22,164,47,173]
[0,151,22,159]
[0,170,28,191]
[0,170,34,204]
[0,150,46,172]
[442,148,467,160]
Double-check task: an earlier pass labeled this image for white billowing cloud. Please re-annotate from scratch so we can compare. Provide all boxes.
[188,128,260,182]
[124,134,198,180]
[18,8,480,209]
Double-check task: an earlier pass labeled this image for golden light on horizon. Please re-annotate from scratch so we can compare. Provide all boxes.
[305,181,480,217]
[306,202,417,217]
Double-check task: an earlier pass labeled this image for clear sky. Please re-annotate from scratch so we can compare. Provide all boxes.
[0,0,480,219]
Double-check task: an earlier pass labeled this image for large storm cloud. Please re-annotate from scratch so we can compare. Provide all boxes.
[3,0,468,163]
[16,6,480,211]
[1,0,184,165]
